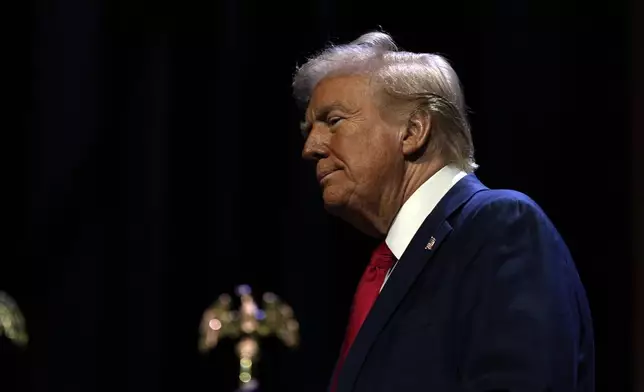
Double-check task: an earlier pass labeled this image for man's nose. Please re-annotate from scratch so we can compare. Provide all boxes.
[301,128,328,161]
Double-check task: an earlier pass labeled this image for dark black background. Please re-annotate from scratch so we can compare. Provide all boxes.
[1,0,639,391]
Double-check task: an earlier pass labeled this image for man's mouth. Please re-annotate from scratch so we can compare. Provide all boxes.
[317,170,337,183]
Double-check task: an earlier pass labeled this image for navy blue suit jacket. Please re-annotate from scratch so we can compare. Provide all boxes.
[332,174,594,392]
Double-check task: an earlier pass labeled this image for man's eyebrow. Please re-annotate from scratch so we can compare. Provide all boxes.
[316,102,351,118]
[301,102,351,136]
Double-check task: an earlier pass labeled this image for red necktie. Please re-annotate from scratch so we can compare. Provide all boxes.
[332,242,396,391]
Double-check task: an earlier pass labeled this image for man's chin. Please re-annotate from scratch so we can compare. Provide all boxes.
[322,197,346,216]
[322,197,379,237]
[321,187,349,213]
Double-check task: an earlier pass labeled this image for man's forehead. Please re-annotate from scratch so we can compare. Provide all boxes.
[308,74,371,111]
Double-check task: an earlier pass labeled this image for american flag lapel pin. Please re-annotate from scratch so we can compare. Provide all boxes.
[425,236,436,250]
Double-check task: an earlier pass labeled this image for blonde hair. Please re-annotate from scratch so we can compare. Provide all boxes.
[292,31,478,173]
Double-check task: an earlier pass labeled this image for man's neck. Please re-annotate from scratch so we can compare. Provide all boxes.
[366,160,445,238]
[399,160,446,208]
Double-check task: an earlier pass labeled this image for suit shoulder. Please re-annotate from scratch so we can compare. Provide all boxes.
[456,188,558,237]
[467,188,545,217]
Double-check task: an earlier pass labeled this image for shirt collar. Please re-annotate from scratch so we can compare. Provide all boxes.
[385,164,467,259]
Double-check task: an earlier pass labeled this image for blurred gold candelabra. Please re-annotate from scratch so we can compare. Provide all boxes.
[199,285,299,391]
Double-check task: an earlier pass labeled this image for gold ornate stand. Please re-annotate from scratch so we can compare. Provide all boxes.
[199,285,299,390]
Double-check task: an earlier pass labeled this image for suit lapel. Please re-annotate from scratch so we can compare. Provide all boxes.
[335,174,487,392]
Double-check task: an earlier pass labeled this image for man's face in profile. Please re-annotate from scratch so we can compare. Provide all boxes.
[301,74,403,234]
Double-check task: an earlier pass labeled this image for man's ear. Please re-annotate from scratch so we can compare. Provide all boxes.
[401,109,431,158]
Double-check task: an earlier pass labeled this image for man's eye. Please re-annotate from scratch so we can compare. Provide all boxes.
[328,117,343,126]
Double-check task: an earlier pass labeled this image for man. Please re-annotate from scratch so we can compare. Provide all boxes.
[292,31,594,392]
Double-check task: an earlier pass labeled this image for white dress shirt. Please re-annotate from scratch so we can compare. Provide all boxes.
[380,164,467,291]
